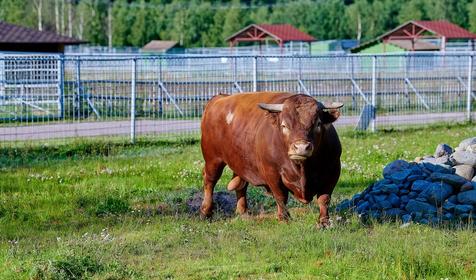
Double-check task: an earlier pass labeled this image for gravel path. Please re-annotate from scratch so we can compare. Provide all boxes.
[0,112,474,142]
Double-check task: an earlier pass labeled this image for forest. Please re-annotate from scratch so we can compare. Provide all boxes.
[1,0,476,48]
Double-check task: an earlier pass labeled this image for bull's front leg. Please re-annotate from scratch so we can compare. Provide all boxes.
[315,194,331,229]
[274,188,290,221]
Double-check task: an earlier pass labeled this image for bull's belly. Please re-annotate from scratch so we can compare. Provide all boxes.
[223,157,265,187]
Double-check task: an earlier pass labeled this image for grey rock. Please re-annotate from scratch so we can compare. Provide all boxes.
[454,165,474,181]
[443,201,456,211]
[411,180,430,192]
[430,172,468,187]
[381,184,400,194]
[409,163,425,174]
[370,189,383,195]
[460,182,474,192]
[448,195,458,204]
[389,193,401,207]
[466,144,476,153]
[378,200,393,209]
[370,211,381,220]
[457,190,476,205]
[402,181,412,188]
[451,151,476,167]
[414,212,423,221]
[373,194,387,202]
[367,196,376,205]
[419,182,453,205]
[419,218,429,224]
[400,189,410,195]
[415,197,427,202]
[356,201,370,213]
[420,162,454,174]
[434,155,451,166]
[454,204,474,215]
[434,143,454,158]
[407,174,425,182]
[458,137,476,151]
[384,208,402,217]
[389,170,412,184]
[351,193,362,202]
[405,199,437,214]
[443,212,454,220]
[401,214,412,223]
[383,160,410,179]
[459,213,470,219]
[421,157,436,164]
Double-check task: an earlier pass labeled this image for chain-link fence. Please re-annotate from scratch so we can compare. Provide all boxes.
[0,53,475,144]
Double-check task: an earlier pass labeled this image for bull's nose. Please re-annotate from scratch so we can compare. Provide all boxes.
[293,142,313,152]
[289,141,314,160]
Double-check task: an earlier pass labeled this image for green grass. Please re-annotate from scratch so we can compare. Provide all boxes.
[1,123,475,279]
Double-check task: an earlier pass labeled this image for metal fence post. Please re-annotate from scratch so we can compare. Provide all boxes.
[158,56,163,117]
[75,58,81,119]
[57,55,65,119]
[131,58,137,143]
[467,54,473,122]
[371,55,377,132]
[252,56,257,92]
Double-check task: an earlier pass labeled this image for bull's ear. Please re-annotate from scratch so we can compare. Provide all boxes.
[258,103,283,113]
[319,109,341,124]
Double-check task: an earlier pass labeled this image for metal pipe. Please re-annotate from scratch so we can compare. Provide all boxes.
[371,55,377,132]
[252,56,257,92]
[467,54,473,122]
[130,58,137,143]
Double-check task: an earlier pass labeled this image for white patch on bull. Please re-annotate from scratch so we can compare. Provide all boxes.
[226,111,234,125]
[281,121,290,136]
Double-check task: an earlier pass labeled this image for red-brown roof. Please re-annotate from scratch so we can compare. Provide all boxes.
[142,40,177,52]
[413,20,476,39]
[0,21,85,44]
[226,24,315,43]
[256,24,315,42]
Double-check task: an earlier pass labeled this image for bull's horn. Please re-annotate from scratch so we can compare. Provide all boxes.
[321,102,344,110]
[258,103,284,112]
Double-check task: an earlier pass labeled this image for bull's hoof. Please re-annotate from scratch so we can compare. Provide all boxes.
[277,213,291,222]
[235,207,248,216]
[315,219,333,230]
[199,206,213,220]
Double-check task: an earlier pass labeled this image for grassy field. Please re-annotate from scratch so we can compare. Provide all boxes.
[1,123,475,279]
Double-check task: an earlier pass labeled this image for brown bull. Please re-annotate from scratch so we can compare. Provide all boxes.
[200,92,342,228]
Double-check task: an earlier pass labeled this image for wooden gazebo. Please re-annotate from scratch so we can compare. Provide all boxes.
[353,20,476,53]
[226,24,315,49]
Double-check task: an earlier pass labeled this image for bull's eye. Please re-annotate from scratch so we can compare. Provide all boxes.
[314,119,322,133]
[281,121,290,135]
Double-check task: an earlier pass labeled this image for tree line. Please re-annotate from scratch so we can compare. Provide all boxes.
[1,0,476,48]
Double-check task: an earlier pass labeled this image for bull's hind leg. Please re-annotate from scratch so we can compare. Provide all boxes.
[200,160,225,219]
[315,194,331,229]
[228,174,249,215]
[235,183,249,215]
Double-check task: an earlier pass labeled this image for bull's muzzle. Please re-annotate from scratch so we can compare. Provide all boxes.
[288,140,314,161]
